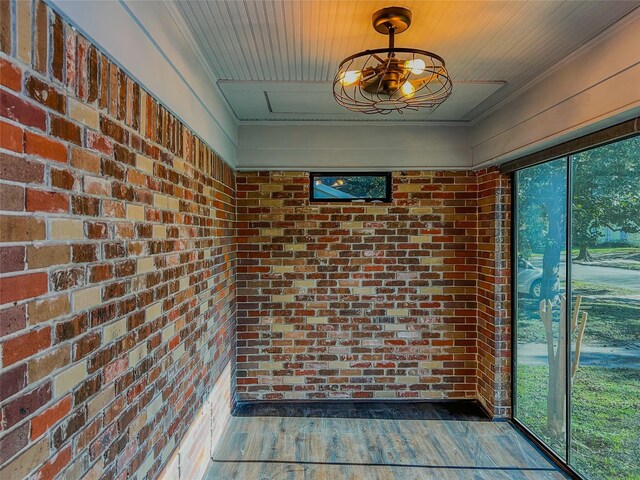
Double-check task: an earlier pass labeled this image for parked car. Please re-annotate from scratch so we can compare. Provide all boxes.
[517,257,543,298]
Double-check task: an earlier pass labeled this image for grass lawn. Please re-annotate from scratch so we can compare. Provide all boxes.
[516,365,640,480]
[517,295,640,344]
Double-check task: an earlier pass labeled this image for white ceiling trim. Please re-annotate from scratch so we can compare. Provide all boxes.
[161,0,239,127]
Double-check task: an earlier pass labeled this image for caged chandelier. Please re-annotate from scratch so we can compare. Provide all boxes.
[333,6,452,115]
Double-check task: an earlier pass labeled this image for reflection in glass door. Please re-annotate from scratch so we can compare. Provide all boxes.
[570,138,640,480]
[514,135,640,480]
[514,158,568,459]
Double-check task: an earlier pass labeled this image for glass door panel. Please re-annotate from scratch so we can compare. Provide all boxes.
[515,158,568,459]
[570,137,640,480]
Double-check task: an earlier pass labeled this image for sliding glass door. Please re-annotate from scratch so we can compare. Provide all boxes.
[513,136,639,479]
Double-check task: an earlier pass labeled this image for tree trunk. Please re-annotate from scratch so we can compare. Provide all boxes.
[574,244,595,262]
[541,203,564,301]
[541,240,561,301]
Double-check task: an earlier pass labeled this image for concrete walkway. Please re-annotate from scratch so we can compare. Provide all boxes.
[518,342,640,369]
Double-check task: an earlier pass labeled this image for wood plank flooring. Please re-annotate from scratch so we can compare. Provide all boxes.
[205,402,567,480]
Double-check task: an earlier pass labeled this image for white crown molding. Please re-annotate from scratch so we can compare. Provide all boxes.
[161,0,240,128]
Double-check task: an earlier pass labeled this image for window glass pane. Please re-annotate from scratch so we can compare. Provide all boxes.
[570,136,640,480]
[311,174,389,201]
[515,158,568,459]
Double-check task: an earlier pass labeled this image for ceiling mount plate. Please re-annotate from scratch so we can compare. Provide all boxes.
[372,6,412,34]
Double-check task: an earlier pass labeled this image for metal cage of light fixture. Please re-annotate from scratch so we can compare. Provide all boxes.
[333,6,452,114]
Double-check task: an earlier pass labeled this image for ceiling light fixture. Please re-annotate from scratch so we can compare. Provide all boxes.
[333,6,452,115]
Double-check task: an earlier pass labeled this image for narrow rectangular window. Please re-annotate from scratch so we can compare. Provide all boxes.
[309,172,392,203]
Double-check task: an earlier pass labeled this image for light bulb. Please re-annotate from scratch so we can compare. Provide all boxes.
[340,70,361,86]
[401,81,415,97]
[404,58,426,75]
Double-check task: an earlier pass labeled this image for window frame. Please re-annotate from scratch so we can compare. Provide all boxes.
[309,171,393,203]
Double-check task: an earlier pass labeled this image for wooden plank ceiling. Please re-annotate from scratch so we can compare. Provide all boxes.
[170,1,638,121]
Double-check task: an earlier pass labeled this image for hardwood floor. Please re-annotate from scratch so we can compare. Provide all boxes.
[205,402,568,480]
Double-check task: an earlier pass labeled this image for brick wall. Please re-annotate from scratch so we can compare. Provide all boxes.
[237,171,503,402]
[476,169,511,417]
[0,2,236,479]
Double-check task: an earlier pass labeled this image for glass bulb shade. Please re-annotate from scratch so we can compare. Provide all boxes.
[404,58,426,75]
[340,70,361,86]
[401,81,415,97]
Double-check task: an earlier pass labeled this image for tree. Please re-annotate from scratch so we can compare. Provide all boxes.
[572,137,640,261]
[319,175,387,198]
[517,160,567,301]
[516,136,639,443]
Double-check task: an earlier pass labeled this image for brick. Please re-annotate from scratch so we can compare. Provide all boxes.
[26,189,69,213]
[36,445,71,480]
[66,30,76,91]
[0,304,26,336]
[126,204,144,221]
[0,272,48,305]
[86,130,113,156]
[54,360,87,397]
[84,176,111,196]
[103,318,127,342]
[0,437,49,480]
[28,294,71,324]
[51,267,85,291]
[2,326,51,366]
[27,245,70,268]
[0,183,25,211]
[72,286,102,311]
[0,0,10,54]
[50,115,82,145]
[89,264,113,283]
[71,195,100,216]
[69,98,99,130]
[0,422,29,465]
[28,344,71,382]
[31,396,72,440]
[0,363,27,402]
[72,243,98,263]
[0,59,21,92]
[56,313,87,341]
[0,246,25,274]
[51,167,76,190]
[0,215,45,242]
[0,89,47,131]
[74,374,101,404]
[73,331,101,361]
[87,384,114,419]
[51,219,84,240]
[25,132,68,163]
[2,382,52,429]
[50,12,65,82]
[25,75,66,114]
[52,406,86,449]
[70,147,101,173]
[33,0,47,74]
[0,153,44,183]
[0,120,23,152]
[16,0,32,63]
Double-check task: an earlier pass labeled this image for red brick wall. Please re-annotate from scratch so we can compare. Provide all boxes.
[236,171,511,411]
[236,171,476,401]
[0,2,236,479]
[476,169,512,417]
